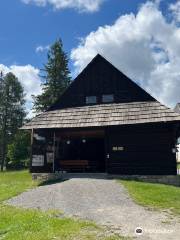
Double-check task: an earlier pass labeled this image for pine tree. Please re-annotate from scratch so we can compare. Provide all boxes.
[0,72,26,171]
[33,39,71,112]
[0,72,5,169]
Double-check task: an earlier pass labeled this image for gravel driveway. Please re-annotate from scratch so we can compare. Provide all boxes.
[7,178,180,240]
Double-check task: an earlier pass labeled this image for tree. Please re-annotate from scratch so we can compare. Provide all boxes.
[33,39,71,112]
[7,131,30,169]
[0,72,26,171]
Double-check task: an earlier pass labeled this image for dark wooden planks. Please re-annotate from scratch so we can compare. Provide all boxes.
[49,54,155,110]
[107,124,177,175]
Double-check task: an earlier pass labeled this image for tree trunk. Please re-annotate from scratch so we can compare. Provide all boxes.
[1,112,7,172]
[1,138,6,171]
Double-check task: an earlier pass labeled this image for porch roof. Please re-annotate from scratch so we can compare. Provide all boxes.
[21,101,180,130]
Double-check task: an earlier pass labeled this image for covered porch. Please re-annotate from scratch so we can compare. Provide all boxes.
[31,128,107,173]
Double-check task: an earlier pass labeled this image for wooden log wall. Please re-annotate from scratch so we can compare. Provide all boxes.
[107,123,177,175]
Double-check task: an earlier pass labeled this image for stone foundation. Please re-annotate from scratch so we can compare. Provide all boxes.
[112,175,180,187]
[32,173,63,181]
[32,173,180,187]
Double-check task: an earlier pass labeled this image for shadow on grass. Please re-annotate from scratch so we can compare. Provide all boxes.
[38,179,68,186]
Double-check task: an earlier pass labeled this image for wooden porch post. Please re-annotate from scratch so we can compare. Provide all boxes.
[53,131,56,173]
[30,128,34,173]
[105,128,109,174]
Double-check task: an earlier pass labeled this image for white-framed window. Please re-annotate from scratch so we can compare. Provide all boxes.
[86,96,97,104]
[102,94,114,103]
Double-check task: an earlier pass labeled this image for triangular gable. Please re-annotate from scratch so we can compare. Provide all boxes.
[50,54,155,110]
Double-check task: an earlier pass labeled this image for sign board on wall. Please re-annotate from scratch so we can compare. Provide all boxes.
[46,152,54,163]
[177,144,180,163]
[112,146,124,151]
[32,155,44,166]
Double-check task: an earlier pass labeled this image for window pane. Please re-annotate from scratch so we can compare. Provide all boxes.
[86,96,97,104]
[102,94,114,103]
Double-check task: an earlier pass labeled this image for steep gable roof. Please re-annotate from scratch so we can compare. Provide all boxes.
[49,54,155,110]
[22,54,180,130]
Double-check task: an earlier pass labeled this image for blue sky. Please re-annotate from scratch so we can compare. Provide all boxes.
[0,0,180,116]
[0,0,148,69]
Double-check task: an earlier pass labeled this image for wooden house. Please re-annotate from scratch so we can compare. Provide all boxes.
[22,54,180,175]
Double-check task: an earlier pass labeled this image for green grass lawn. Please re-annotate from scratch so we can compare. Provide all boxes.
[0,170,38,202]
[120,180,180,216]
[0,171,127,240]
[177,163,180,169]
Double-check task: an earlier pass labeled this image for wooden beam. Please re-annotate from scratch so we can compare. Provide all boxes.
[30,128,34,173]
[56,129,105,138]
[53,131,56,173]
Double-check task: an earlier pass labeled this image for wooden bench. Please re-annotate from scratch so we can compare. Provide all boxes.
[60,160,89,172]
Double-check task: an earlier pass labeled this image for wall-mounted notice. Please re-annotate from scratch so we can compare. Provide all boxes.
[32,155,44,166]
[112,146,124,151]
[46,152,54,163]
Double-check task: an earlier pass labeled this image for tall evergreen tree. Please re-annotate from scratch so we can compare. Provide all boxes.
[33,39,71,112]
[0,72,26,171]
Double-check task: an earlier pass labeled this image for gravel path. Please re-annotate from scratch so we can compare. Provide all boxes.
[7,178,180,239]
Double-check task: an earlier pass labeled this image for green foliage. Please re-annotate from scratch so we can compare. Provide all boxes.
[0,72,26,171]
[33,39,71,112]
[7,131,30,169]
[0,171,125,240]
[120,180,180,215]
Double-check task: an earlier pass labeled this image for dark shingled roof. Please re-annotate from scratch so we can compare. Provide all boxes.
[22,101,180,130]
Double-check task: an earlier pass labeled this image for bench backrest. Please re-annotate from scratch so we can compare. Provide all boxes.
[60,160,88,166]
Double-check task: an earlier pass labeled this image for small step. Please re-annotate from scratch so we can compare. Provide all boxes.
[60,172,108,179]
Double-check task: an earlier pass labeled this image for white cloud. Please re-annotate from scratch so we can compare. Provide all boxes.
[169,0,180,22]
[71,1,180,108]
[36,45,50,53]
[0,64,42,118]
[22,0,105,12]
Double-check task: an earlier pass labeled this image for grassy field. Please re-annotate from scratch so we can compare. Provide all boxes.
[120,180,180,215]
[177,163,180,169]
[0,171,38,202]
[0,171,127,240]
